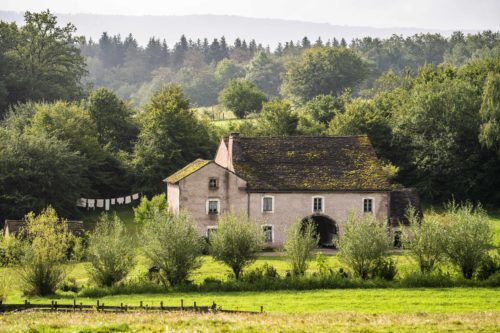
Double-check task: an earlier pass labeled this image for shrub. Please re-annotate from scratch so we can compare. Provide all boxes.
[86,214,135,287]
[242,264,278,283]
[133,194,168,224]
[142,210,202,287]
[444,202,492,279]
[400,271,455,288]
[315,252,333,277]
[18,207,73,296]
[336,213,391,279]
[372,258,398,281]
[210,212,263,279]
[60,278,79,293]
[401,207,447,274]
[0,234,24,266]
[285,219,318,276]
[477,251,500,280]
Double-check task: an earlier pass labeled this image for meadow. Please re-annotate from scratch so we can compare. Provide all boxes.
[0,207,498,332]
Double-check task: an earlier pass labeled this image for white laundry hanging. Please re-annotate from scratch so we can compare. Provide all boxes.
[105,199,110,211]
[111,198,116,205]
[117,197,124,204]
[132,193,139,200]
[96,199,104,208]
[87,199,95,210]
[76,198,87,207]
[125,196,131,204]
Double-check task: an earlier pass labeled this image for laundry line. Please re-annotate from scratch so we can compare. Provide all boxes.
[76,193,141,211]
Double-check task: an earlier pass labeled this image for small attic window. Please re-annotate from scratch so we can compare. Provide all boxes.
[209,178,218,190]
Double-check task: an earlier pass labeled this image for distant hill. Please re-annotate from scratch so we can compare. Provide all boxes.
[0,11,473,47]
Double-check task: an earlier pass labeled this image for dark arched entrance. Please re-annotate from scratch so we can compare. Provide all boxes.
[302,215,337,248]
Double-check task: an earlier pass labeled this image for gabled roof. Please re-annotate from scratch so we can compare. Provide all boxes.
[230,135,392,191]
[164,159,211,184]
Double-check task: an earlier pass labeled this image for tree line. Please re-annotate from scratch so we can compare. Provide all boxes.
[0,10,500,223]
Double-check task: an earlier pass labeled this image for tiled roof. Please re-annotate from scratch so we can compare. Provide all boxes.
[164,159,211,184]
[230,135,392,191]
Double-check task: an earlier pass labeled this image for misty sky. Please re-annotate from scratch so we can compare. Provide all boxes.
[2,0,500,30]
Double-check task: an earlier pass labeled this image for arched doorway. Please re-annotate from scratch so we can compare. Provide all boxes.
[302,215,337,248]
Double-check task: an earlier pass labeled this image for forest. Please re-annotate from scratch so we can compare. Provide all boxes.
[1,10,500,222]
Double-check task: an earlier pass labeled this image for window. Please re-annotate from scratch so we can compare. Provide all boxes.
[312,196,324,213]
[207,226,217,239]
[262,225,273,243]
[262,196,274,213]
[363,198,373,213]
[207,199,220,214]
[209,178,218,190]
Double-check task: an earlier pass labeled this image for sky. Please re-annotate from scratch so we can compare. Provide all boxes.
[2,0,500,30]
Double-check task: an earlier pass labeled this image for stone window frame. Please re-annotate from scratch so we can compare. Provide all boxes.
[208,177,219,190]
[261,195,275,213]
[206,225,218,238]
[261,224,274,243]
[206,198,220,215]
[312,196,325,214]
[362,197,374,214]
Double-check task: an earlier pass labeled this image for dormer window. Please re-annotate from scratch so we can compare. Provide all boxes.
[312,196,324,213]
[209,178,218,190]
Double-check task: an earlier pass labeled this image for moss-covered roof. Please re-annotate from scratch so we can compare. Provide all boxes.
[164,159,211,184]
[231,135,392,191]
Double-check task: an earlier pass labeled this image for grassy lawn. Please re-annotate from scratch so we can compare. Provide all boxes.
[0,207,498,332]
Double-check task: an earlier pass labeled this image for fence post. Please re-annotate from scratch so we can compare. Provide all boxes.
[24,300,28,310]
[160,301,163,310]
[80,302,83,311]
[73,299,76,312]
[181,299,184,310]
[101,303,104,312]
[96,300,99,312]
[260,305,263,313]
[140,301,143,309]
[54,301,58,311]
[194,301,197,312]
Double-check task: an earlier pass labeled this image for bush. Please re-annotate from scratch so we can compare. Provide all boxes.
[401,207,446,273]
[0,234,24,266]
[372,258,398,281]
[444,202,493,279]
[142,210,202,287]
[242,264,278,283]
[336,213,391,279]
[400,271,455,288]
[60,278,79,293]
[133,194,168,224]
[210,212,263,279]
[18,207,73,296]
[477,251,500,280]
[86,214,135,287]
[284,219,318,276]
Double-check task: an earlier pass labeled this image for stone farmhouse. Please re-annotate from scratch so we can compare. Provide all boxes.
[164,134,420,247]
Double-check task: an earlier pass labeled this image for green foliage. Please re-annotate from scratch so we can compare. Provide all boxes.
[86,214,135,287]
[0,234,24,266]
[282,47,369,103]
[477,251,500,280]
[372,258,398,281]
[301,94,345,124]
[210,212,263,279]
[337,213,390,279]
[133,85,215,194]
[401,208,447,274]
[257,99,298,135]
[86,88,138,152]
[133,194,168,224]
[245,52,283,97]
[0,10,86,115]
[0,125,86,221]
[18,207,74,296]
[444,202,493,279]
[479,73,500,151]
[284,219,318,276]
[215,59,246,86]
[141,211,202,287]
[218,79,268,118]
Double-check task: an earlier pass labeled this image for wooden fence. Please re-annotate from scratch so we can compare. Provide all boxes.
[0,299,263,314]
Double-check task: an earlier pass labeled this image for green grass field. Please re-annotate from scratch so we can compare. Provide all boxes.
[0,207,498,332]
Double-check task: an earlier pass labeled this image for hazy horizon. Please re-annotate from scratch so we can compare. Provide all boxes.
[3,0,500,31]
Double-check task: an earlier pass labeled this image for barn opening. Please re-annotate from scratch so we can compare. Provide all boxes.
[302,215,337,248]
